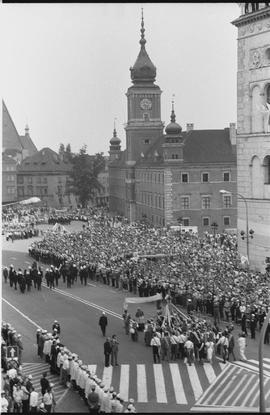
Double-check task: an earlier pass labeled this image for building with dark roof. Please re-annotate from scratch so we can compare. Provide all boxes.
[17,148,77,208]
[108,12,237,234]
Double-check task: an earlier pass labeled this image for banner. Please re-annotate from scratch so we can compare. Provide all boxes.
[124,293,162,305]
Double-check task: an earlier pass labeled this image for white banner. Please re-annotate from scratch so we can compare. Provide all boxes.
[124,293,162,304]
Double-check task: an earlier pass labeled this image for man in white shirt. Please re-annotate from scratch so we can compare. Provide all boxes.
[150,333,161,363]
[184,338,194,366]
[29,387,39,412]
[1,391,9,413]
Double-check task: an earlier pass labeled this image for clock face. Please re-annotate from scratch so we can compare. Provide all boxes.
[140,98,152,110]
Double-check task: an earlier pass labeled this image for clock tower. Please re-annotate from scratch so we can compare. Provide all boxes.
[125,11,164,163]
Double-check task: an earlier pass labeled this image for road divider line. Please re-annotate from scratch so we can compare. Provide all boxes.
[203,363,217,385]
[41,283,122,320]
[231,374,256,407]
[202,365,237,405]
[2,298,41,329]
[137,364,148,403]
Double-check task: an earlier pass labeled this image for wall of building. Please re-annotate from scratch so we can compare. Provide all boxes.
[2,159,17,203]
[233,6,270,271]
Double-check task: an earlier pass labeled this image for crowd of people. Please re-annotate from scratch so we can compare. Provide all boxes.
[27,211,270,330]
[1,321,136,413]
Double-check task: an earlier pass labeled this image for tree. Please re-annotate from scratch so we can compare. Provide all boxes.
[68,145,104,208]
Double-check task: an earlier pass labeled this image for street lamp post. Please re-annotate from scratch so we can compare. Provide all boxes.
[259,309,270,412]
[220,190,254,263]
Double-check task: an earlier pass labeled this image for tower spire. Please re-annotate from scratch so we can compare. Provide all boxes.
[140,8,146,47]
[113,117,117,136]
[171,94,176,123]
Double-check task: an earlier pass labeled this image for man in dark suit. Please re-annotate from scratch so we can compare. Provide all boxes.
[99,312,108,337]
[104,338,112,367]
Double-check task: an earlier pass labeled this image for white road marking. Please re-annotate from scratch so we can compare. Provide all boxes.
[102,366,113,389]
[41,283,122,320]
[202,365,237,405]
[153,364,167,403]
[119,364,129,402]
[186,364,203,401]
[218,372,248,406]
[249,359,270,371]
[229,374,257,407]
[241,378,259,406]
[169,363,188,404]
[235,360,270,377]
[87,283,97,287]
[203,363,217,385]
[249,377,269,406]
[2,298,41,329]
[137,364,148,403]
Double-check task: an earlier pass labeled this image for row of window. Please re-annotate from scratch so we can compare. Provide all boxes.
[17,176,65,184]
[138,192,165,209]
[136,171,164,184]
[17,186,48,197]
[180,216,231,227]
[6,187,16,194]
[136,171,231,184]
[4,165,16,172]
[181,194,232,210]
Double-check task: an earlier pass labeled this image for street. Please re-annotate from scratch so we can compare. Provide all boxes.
[2,226,270,412]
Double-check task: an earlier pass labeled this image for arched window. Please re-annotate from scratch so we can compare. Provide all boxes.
[251,86,262,133]
[250,155,262,197]
[263,155,270,184]
[267,84,270,104]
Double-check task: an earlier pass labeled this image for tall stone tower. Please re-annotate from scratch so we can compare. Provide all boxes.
[232,3,270,271]
[125,10,164,222]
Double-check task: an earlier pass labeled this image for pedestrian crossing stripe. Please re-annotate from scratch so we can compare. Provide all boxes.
[22,363,68,405]
[84,360,226,405]
[233,357,270,377]
[191,359,270,410]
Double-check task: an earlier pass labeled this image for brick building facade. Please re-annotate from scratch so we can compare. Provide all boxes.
[232,3,270,271]
[108,12,237,234]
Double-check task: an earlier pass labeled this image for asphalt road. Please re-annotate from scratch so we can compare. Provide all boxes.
[2,224,270,412]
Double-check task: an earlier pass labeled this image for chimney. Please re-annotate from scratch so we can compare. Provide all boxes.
[229,123,236,146]
[186,123,194,132]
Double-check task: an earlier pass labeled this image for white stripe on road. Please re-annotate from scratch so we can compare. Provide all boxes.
[203,363,217,385]
[264,358,270,364]
[241,378,259,407]
[202,365,237,405]
[2,298,41,329]
[231,374,257,406]
[186,364,203,401]
[42,283,122,320]
[137,364,148,403]
[249,377,269,406]
[102,366,113,389]
[249,359,270,371]
[169,363,188,404]
[88,365,97,375]
[87,283,97,287]
[119,365,129,402]
[235,360,270,377]
[219,373,249,406]
[153,364,167,403]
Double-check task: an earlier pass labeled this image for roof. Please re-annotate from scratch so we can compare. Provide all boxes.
[2,100,37,156]
[183,128,236,163]
[19,134,37,154]
[17,147,72,173]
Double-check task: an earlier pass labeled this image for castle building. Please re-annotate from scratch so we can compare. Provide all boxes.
[17,147,77,209]
[108,12,237,234]
[232,3,270,271]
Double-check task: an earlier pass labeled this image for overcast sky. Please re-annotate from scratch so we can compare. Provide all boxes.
[2,3,240,156]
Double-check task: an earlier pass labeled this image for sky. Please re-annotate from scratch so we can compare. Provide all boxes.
[2,3,240,156]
